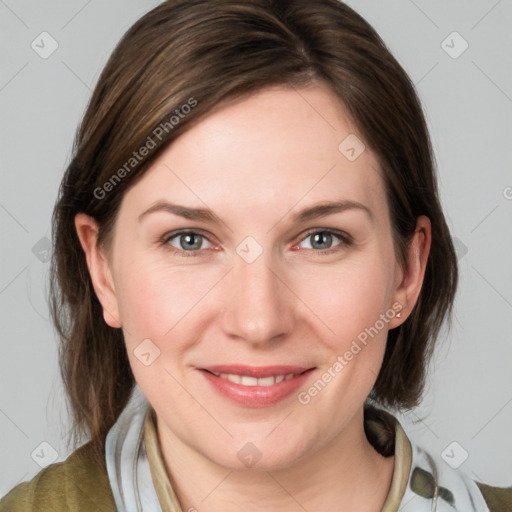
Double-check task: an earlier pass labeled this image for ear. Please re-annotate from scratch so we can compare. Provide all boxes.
[74,213,121,328]
[388,215,431,328]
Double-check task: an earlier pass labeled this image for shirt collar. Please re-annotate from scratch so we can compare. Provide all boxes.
[144,407,183,511]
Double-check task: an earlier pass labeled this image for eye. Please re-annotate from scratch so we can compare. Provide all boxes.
[160,228,352,257]
[162,230,213,255]
[297,229,352,254]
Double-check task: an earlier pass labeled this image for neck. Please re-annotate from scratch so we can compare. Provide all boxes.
[156,409,395,512]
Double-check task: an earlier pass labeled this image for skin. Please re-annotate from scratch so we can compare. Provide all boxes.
[76,82,431,511]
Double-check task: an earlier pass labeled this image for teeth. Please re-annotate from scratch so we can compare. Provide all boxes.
[220,373,241,384]
[216,372,298,386]
[240,375,259,386]
[258,376,275,386]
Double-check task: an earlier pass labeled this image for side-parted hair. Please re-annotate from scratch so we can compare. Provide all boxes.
[50,0,458,464]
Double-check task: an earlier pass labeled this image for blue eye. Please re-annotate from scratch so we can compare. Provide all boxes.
[163,231,212,255]
[298,230,352,253]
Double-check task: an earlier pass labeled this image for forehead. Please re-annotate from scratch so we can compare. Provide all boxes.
[120,84,387,225]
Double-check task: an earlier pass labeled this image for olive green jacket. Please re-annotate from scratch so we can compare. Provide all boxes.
[1,441,511,511]
[0,443,115,512]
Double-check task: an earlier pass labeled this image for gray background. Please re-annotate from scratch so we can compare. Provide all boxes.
[1,0,511,497]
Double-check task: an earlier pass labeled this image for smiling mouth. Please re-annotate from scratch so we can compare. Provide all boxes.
[198,366,316,407]
[202,369,311,387]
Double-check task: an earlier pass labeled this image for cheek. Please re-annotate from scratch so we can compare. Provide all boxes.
[295,254,395,346]
[115,261,201,394]
[117,272,170,340]
[114,257,219,345]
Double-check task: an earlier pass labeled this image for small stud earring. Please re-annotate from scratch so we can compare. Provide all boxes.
[396,311,402,318]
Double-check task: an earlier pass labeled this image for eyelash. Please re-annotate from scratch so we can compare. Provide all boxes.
[159,228,353,258]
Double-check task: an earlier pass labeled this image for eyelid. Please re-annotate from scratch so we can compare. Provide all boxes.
[295,228,353,248]
[300,228,353,241]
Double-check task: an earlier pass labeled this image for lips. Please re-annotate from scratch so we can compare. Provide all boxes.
[202,364,311,378]
[198,364,315,407]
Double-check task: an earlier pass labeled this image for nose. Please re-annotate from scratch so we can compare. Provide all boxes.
[220,253,295,347]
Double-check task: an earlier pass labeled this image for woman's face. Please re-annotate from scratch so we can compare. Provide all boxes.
[85,84,415,470]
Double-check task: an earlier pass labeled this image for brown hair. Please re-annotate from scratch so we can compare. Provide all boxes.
[50,0,457,463]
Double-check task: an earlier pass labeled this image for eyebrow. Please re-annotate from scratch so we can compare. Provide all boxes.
[290,200,373,223]
[138,200,373,225]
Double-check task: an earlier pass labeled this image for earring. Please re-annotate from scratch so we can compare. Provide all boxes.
[396,311,402,318]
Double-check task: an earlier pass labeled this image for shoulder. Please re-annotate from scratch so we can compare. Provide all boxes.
[366,406,512,512]
[476,481,512,512]
[0,441,115,512]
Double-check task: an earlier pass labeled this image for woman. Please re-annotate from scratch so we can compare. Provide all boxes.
[1,0,510,510]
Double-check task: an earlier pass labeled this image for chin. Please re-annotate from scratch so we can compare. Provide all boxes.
[200,430,311,472]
